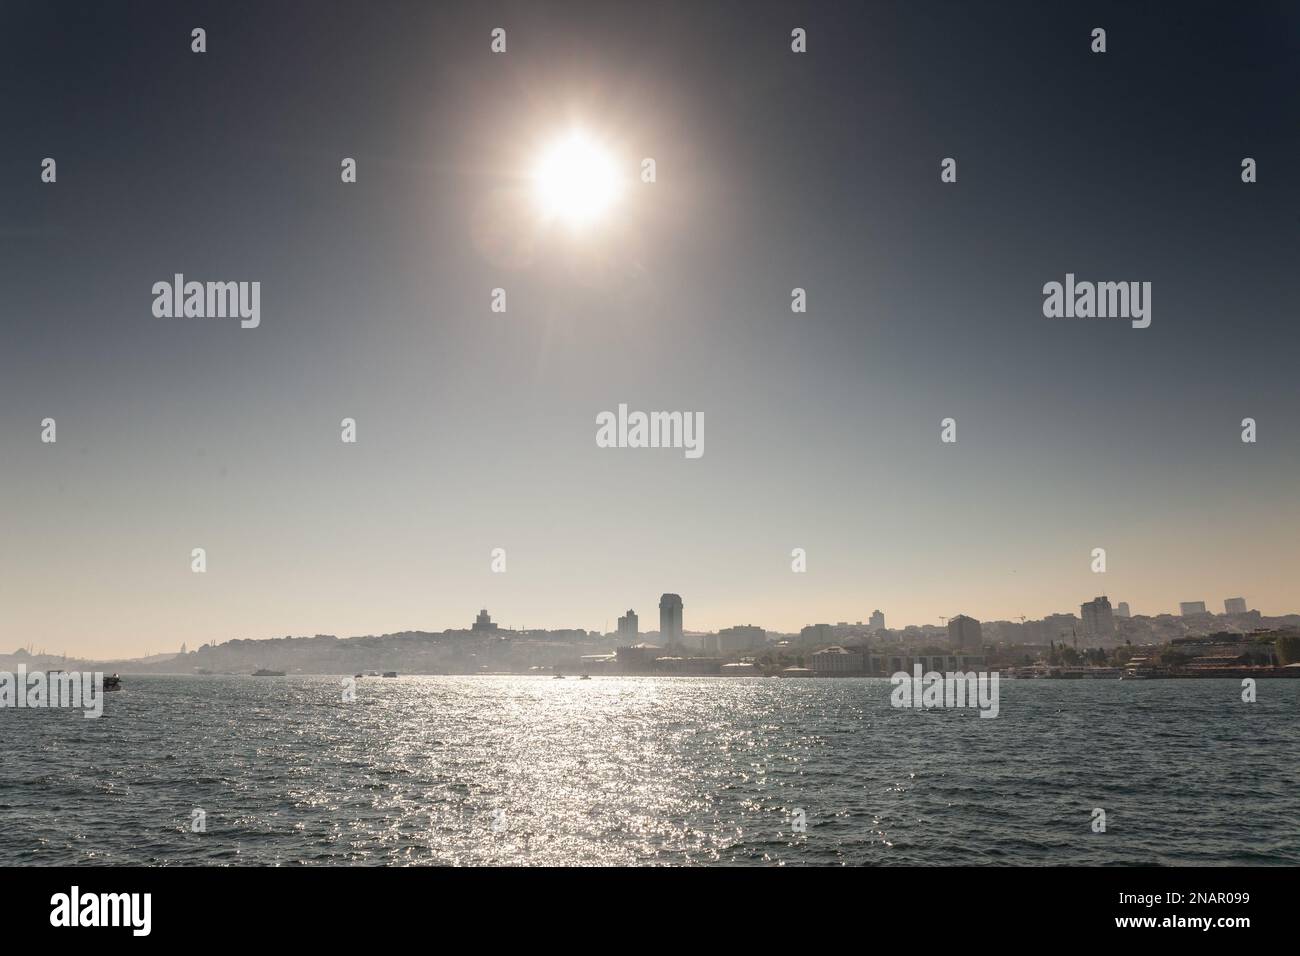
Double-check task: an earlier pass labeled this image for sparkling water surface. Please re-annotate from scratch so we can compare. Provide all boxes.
[1,675,1296,865]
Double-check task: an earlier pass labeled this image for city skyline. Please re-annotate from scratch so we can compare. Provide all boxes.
[7,588,1288,663]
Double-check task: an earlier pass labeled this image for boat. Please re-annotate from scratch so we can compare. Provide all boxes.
[353,673,364,679]
[553,673,565,679]
[579,674,591,680]
[382,671,398,678]
[252,669,285,677]
[103,674,122,692]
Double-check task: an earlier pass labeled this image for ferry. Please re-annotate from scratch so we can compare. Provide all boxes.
[382,671,398,678]
[252,669,285,677]
[103,674,122,692]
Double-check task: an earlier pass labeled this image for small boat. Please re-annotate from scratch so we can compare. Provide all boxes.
[103,674,122,692]
[354,673,364,679]
[382,671,398,678]
[553,673,565,680]
[367,671,380,677]
[252,669,285,677]
[579,674,591,680]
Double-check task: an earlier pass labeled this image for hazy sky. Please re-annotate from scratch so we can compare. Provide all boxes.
[3,1,1298,657]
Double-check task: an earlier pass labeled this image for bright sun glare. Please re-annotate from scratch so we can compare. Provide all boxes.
[532,131,624,229]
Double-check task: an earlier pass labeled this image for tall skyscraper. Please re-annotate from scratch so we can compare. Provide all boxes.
[1116,601,1131,618]
[659,593,683,647]
[947,614,982,653]
[617,609,639,639]
[1080,596,1115,639]
[1180,601,1208,616]
[869,609,885,631]
[1224,597,1248,615]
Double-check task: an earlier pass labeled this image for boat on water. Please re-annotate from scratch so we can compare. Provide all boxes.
[252,669,285,677]
[382,671,398,678]
[579,674,591,680]
[103,674,122,692]
[353,673,364,679]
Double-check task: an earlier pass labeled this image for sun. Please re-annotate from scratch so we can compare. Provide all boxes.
[532,131,624,229]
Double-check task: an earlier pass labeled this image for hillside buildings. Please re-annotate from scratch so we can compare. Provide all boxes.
[948,615,983,653]
[703,625,766,655]
[617,609,639,640]
[1080,596,1115,639]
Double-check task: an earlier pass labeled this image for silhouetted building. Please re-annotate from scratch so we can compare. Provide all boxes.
[659,593,683,647]
[948,615,983,653]
[1116,601,1131,618]
[1043,613,1078,640]
[616,643,662,673]
[1080,596,1115,639]
[617,609,639,640]
[1224,597,1248,615]
[869,609,885,631]
[800,623,834,646]
[653,656,722,675]
[707,625,765,655]
[1180,601,1208,617]
[471,609,499,633]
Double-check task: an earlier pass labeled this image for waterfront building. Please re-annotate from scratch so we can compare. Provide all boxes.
[809,646,861,675]
[616,643,663,673]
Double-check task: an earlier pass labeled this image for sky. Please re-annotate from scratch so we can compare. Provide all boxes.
[2,1,1298,658]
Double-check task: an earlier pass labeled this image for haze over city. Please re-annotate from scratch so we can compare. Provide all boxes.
[3,1,1298,659]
